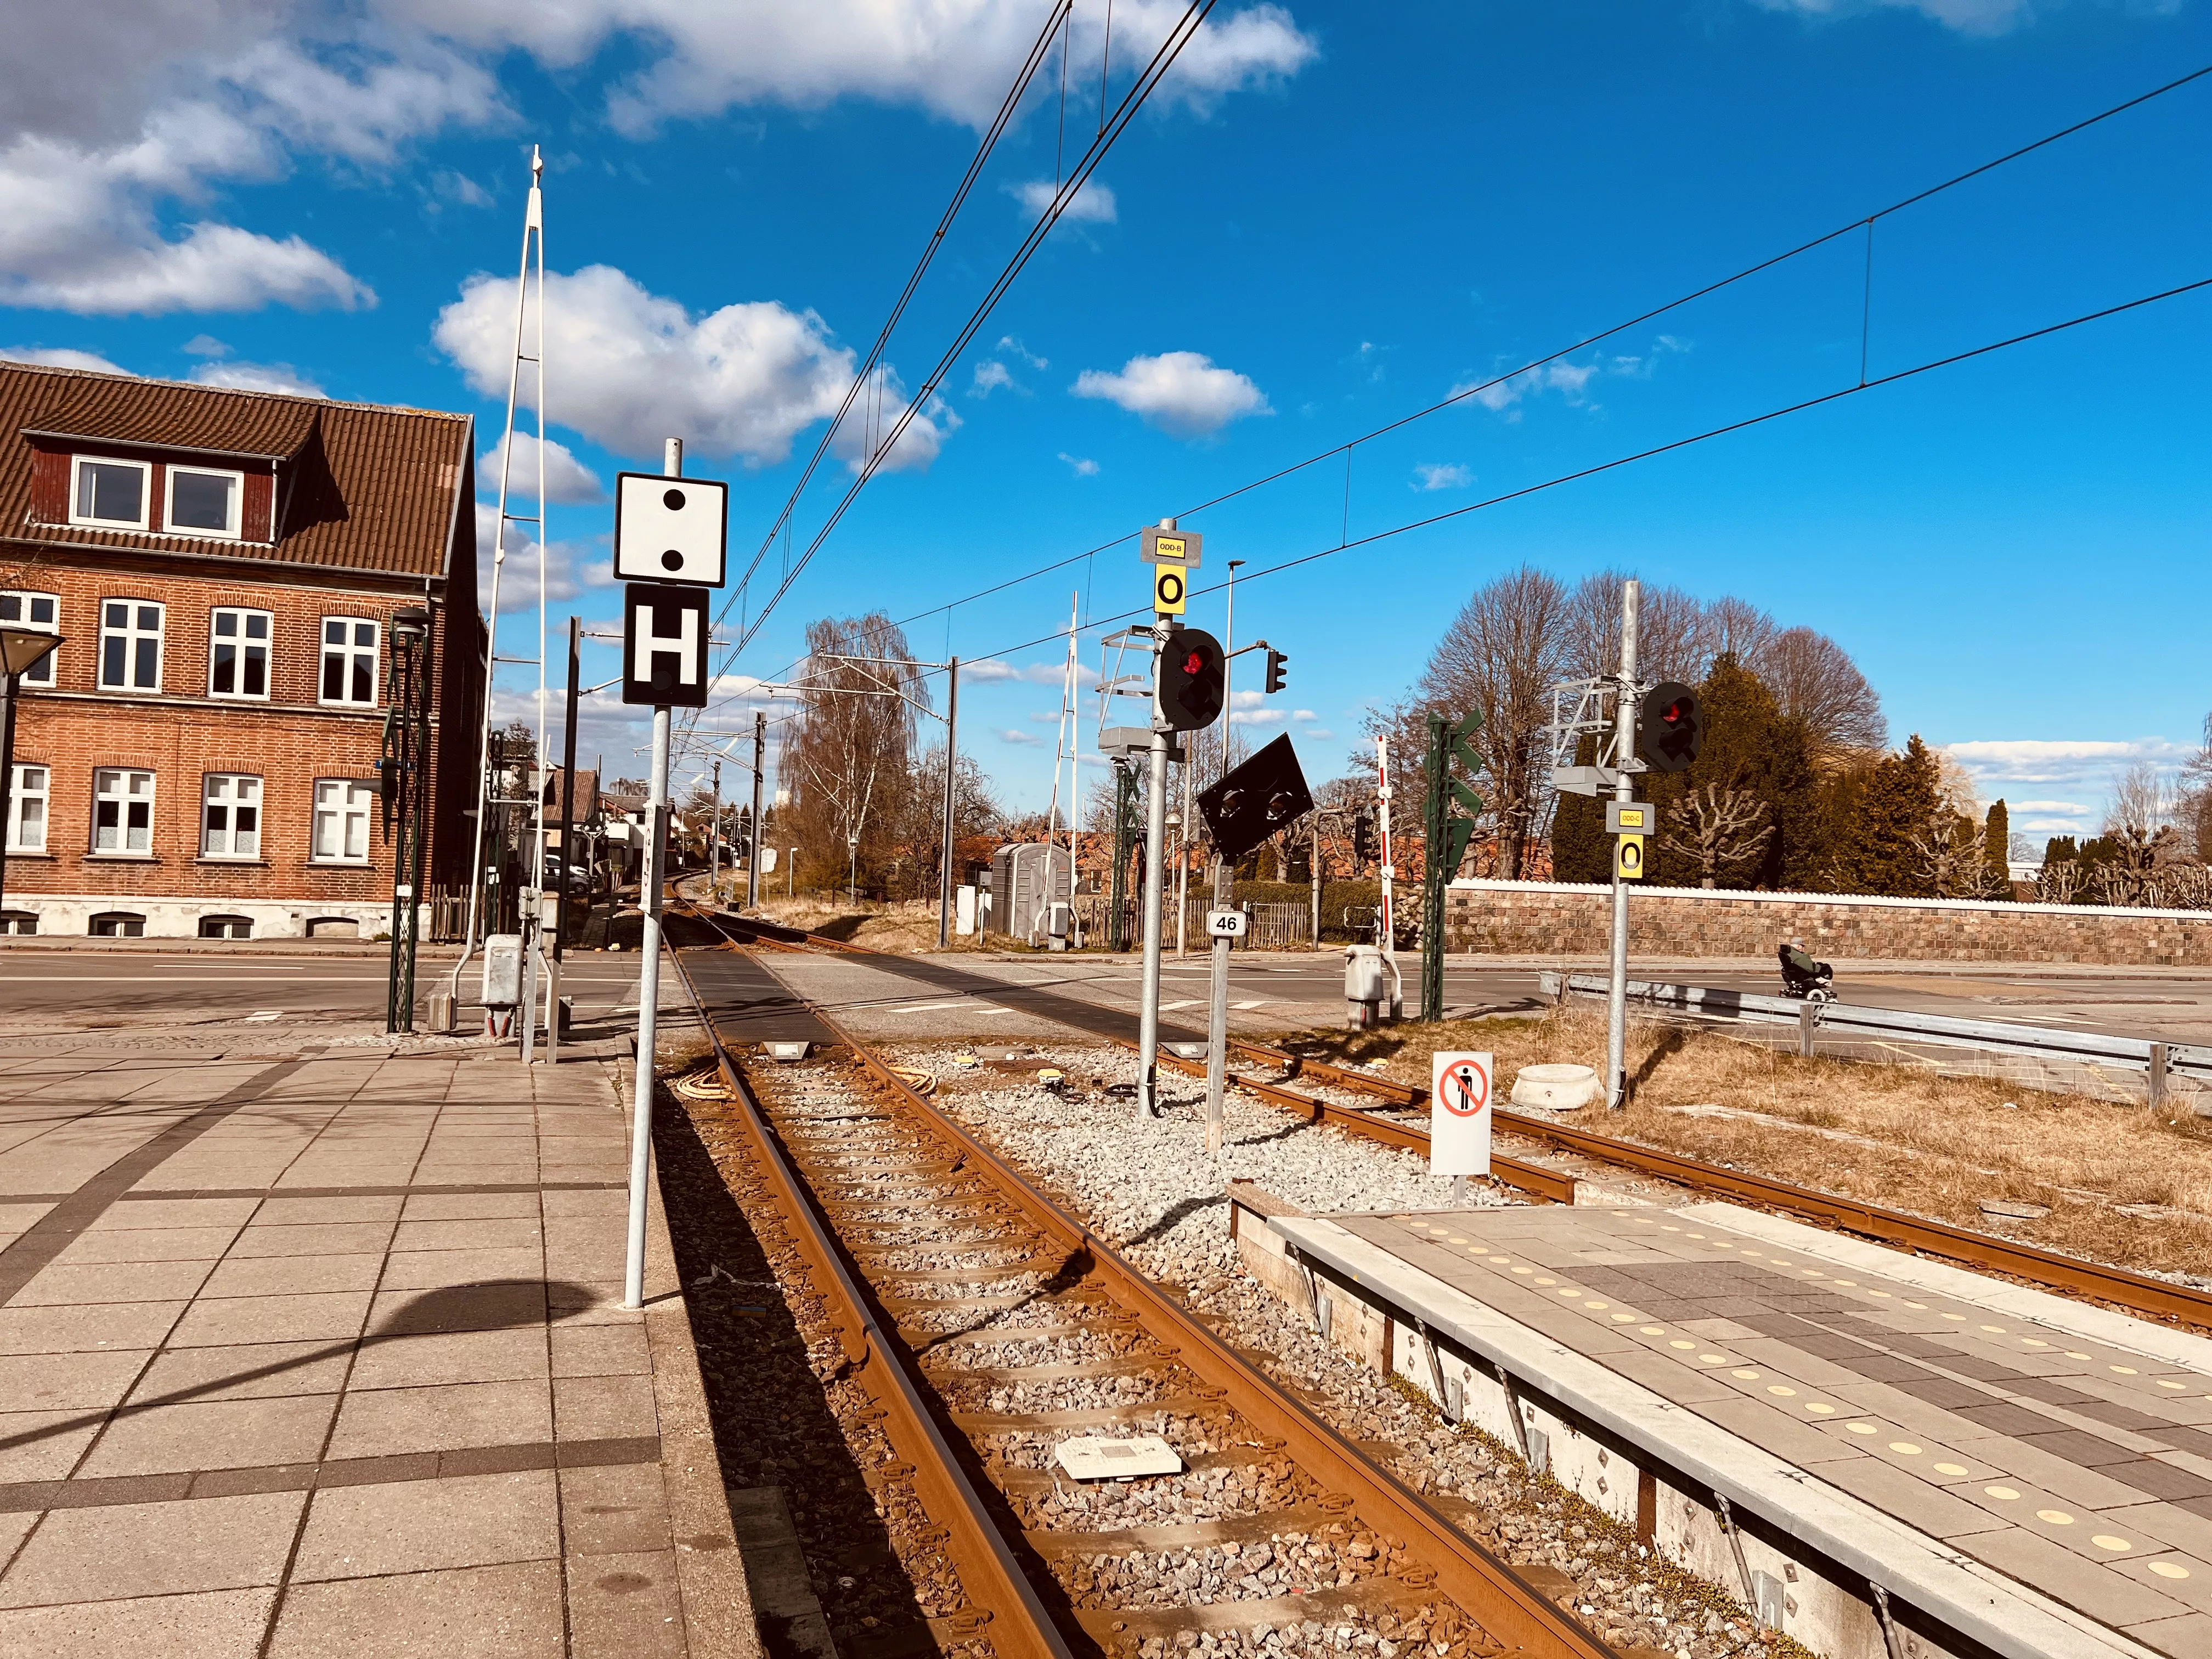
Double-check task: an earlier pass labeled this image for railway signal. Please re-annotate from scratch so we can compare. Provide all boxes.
[1420,710,1482,1022]
[1638,681,1703,772]
[1155,628,1226,730]
[1264,647,1288,696]
[1198,734,1313,862]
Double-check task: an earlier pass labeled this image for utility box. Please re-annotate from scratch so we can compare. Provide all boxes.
[426,986,456,1034]
[955,884,977,936]
[1345,944,1387,1030]
[482,934,522,1008]
[1043,901,1073,951]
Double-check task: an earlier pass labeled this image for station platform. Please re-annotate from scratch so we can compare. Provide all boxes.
[0,1021,756,1657]
[1242,1195,2212,1659]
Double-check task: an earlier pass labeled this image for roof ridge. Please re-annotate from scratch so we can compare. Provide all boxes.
[0,358,469,422]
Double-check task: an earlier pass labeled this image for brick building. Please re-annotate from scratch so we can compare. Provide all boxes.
[0,362,485,939]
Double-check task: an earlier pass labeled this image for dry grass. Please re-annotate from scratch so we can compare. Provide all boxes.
[1282,1005,2212,1284]
[748,895,993,955]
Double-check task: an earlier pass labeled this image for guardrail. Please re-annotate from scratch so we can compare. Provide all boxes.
[1537,970,2210,1105]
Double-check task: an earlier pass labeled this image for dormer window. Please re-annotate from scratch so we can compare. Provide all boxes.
[72,458,149,531]
[167,466,241,538]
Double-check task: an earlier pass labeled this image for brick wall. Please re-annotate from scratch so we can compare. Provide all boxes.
[5,562,474,935]
[1441,878,2212,967]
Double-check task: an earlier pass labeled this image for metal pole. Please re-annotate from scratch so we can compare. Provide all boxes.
[1222,560,1243,785]
[938,656,958,948]
[0,673,16,916]
[708,760,721,897]
[1311,811,1321,950]
[623,434,681,1311]
[1135,634,1171,1118]
[1205,858,1231,1155]
[748,712,765,910]
[1606,579,1640,1110]
[557,616,579,963]
[1175,754,1191,957]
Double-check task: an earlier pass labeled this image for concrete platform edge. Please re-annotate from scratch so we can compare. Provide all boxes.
[1268,1215,2159,1659]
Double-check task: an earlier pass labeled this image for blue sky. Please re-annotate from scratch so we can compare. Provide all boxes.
[4,0,2208,837]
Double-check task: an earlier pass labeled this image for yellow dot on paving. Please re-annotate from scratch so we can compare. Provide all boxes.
[2155,1379,2186,1390]
[2065,1351,2091,1360]
[1769,1386,1798,1397]
[2151,1562,2192,1581]
[1449,1235,1468,1244]
[1980,1324,2005,1334]
[1732,1368,1761,1380]
[1584,1300,1609,1309]
[2091,1536,2131,1552]
[1660,1225,1680,1233]
[1712,1242,1734,1249]
[2112,1365,2140,1375]
[1805,1403,1836,1415]
[1868,1290,1893,1299]
[1698,1353,1728,1365]
[1535,1276,1555,1284]
[1641,1325,1666,1335]
[1934,1463,1968,1476]
[1889,1443,1923,1455]
[1671,1340,1695,1350]
[1803,1269,1826,1277]
[1985,1486,2021,1500]
[1611,1312,1638,1322]
[1558,1288,1581,1298]
[1686,1232,1706,1239]
[2038,1510,2075,1526]
[1489,1255,1510,1263]
[1511,1267,1532,1275]
[1942,1312,1967,1321]
[1833,1279,1857,1288]
[2022,1339,2048,1348]
[1847,1422,1880,1436]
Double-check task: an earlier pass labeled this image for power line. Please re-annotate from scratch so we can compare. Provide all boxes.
[751,60,2212,657]
[705,0,1222,676]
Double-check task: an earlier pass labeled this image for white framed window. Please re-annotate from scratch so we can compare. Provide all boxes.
[202,774,261,859]
[93,768,155,855]
[320,617,380,707]
[72,458,150,531]
[208,608,271,699]
[98,600,163,692]
[311,779,373,863]
[165,466,242,538]
[0,591,58,687]
[5,765,46,853]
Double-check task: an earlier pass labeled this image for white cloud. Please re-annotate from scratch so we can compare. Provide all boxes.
[943,658,1095,689]
[1072,350,1271,438]
[970,360,1016,397]
[1305,728,1335,741]
[189,358,324,397]
[0,345,132,375]
[997,336,1047,370]
[1749,0,2044,36]
[1943,737,2195,832]
[436,263,952,472]
[1452,338,1688,422]
[1228,687,1284,726]
[479,432,605,504]
[1413,462,1470,492]
[1006,176,1116,224]
[997,727,1045,747]
[1291,709,1318,722]
[474,503,610,611]
[181,334,228,357]
[1057,452,1099,477]
[2011,799,2091,814]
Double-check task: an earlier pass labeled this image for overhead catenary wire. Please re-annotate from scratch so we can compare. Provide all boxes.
[705,0,1223,682]
[704,57,2212,681]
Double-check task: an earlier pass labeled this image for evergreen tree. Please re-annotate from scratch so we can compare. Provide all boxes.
[1983,799,2012,896]
[1549,733,1611,883]
[1650,653,1777,889]
[1762,716,1825,891]
[1836,735,1942,896]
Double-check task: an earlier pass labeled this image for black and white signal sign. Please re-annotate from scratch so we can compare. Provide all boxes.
[623,584,711,708]
[614,472,729,587]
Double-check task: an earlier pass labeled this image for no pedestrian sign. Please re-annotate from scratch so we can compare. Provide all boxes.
[1429,1051,1493,1178]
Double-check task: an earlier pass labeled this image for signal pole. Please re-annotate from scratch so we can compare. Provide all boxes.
[747,710,765,910]
[1606,580,1640,1110]
[1135,520,1178,1119]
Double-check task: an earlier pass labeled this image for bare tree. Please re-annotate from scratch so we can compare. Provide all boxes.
[782,612,926,895]
[2105,761,2171,840]
[1756,627,1887,754]
[1658,784,1774,888]
[2182,713,2212,862]
[1412,566,1571,879]
[1560,571,1710,685]
[1911,812,2006,899]
[1703,595,1776,667]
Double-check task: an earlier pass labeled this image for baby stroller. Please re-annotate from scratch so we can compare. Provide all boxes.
[1779,938,1834,1004]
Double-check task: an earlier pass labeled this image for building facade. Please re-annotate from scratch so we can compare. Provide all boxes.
[0,363,485,940]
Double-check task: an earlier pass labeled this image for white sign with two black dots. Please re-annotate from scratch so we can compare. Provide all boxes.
[614,471,729,587]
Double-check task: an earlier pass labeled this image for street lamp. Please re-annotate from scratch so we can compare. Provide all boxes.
[0,625,66,929]
[383,606,435,1032]
[788,846,798,899]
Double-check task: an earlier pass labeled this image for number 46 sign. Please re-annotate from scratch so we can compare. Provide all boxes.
[1429,1051,1493,1178]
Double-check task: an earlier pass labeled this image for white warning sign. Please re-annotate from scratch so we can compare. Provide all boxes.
[1429,1050,1493,1178]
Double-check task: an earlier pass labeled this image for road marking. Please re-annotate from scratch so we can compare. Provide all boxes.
[243,1011,283,1022]
[1160,1000,1203,1011]
[883,1001,1007,1015]
[1232,1000,1266,1011]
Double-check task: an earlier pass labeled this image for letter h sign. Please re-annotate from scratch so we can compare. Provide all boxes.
[622,584,711,708]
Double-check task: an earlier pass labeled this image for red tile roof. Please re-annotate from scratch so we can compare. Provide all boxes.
[1,360,472,580]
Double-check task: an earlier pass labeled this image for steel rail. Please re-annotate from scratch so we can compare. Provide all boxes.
[664,943,1077,1659]
[679,907,1618,1659]
[682,905,2212,1330]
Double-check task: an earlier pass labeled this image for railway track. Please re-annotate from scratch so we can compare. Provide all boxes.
[692,899,2212,1333]
[664,906,1620,1659]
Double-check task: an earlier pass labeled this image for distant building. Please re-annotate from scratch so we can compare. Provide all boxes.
[0,362,486,939]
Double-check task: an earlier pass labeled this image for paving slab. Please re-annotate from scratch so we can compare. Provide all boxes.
[0,1026,760,1658]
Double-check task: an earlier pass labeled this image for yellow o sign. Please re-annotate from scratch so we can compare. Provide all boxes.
[1615,833,1646,881]
[1154,566,1187,614]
